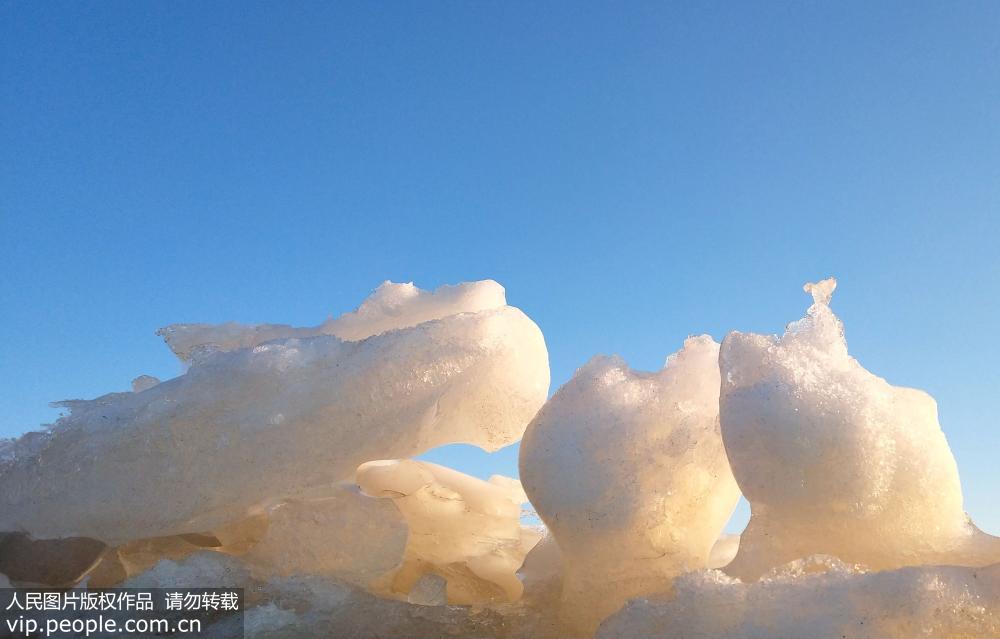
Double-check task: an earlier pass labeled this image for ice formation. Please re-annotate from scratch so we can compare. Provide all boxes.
[720,278,1000,581]
[357,459,541,604]
[519,336,741,633]
[598,558,1000,638]
[0,280,549,543]
[3,275,999,638]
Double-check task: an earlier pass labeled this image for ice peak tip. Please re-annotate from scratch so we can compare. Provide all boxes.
[803,277,837,306]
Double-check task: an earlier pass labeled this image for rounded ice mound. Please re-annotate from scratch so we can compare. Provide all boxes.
[0,280,550,544]
[356,459,540,605]
[519,336,741,634]
[720,278,1000,581]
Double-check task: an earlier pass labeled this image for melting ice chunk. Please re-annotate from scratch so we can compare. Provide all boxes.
[719,278,1000,580]
[519,336,740,634]
[0,281,549,544]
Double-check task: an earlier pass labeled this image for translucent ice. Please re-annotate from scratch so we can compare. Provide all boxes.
[242,482,408,589]
[86,530,234,587]
[357,459,541,604]
[0,281,549,544]
[706,533,740,570]
[597,558,1000,639]
[120,551,251,590]
[515,530,565,631]
[720,278,1000,580]
[519,336,741,633]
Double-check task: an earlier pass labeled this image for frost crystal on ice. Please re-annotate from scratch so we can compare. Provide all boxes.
[519,336,740,633]
[719,278,1000,580]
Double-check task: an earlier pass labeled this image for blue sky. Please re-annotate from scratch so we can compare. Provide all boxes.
[1,2,997,535]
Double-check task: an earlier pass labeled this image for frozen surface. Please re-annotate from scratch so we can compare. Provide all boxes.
[85,528,246,587]
[238,574,521,639]
[519,336,741,633]
[720,278,1000,580]
[120,551,251,590]
[0,280,549,544]
[128,552,557,639]
[597,557,1000,639]
[124,546,1000,639]
[357,459,541,604]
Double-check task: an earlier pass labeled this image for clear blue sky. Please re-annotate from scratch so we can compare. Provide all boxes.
[2,2,997,535]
